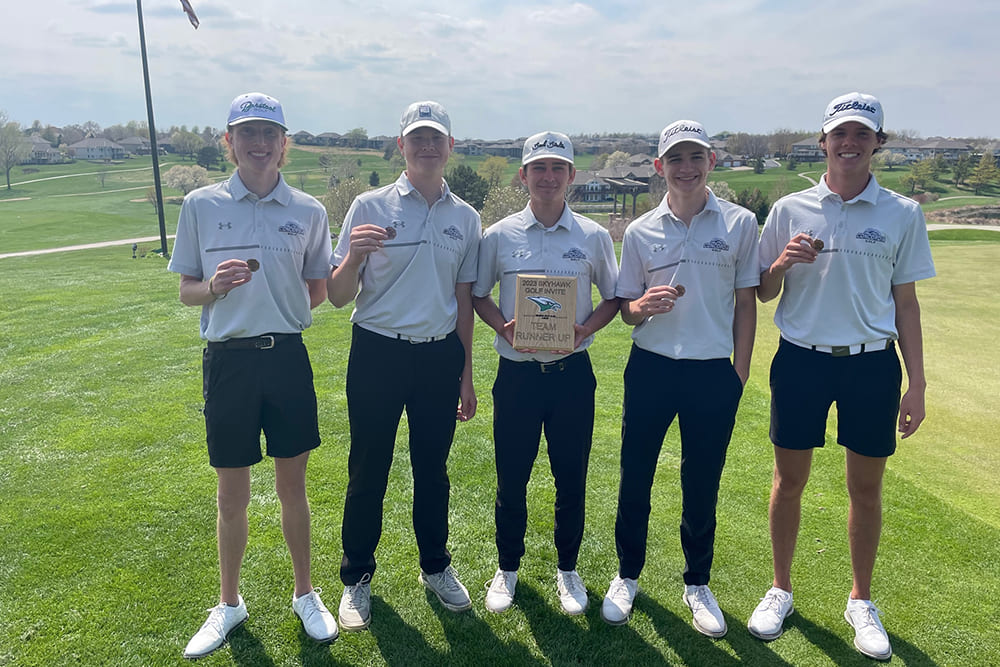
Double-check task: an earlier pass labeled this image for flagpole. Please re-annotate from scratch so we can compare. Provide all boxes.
[135,0,169,257]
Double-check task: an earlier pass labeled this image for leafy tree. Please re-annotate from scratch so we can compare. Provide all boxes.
[605,150,630,168]
[590,153,609,170]
[786,157,797,171]
[477,156,508,188]
[446,164,489,210]
[322,177,368,230]
[734,187,769,222]
[382,139,397,161]
[647,172,666,207]
[344,127,368,148]
[0,112,31,190]
[753,157,765,174]
[952,153,973,186]
[480,184,529,226]
[873,152,906,171]
[171,130,204,159]
[929,154,946,181]
[369,170,380,187]
[196,145,220,170]
[901,159,935,194]
[163,164,211,195]
[968,153,1000,195]
[708,180,736,201]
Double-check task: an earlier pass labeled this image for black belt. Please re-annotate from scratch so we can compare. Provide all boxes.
[208,333,300,350]
[503,351,587,374]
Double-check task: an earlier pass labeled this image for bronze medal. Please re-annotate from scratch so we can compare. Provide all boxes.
[674,284,686,297]
[247,258,260,272]
[384,226,397,240]
[811,239,824,252]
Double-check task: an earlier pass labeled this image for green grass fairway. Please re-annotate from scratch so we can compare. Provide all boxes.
[0,234,997,665]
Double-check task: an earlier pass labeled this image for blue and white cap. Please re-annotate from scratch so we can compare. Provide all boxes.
[658,120,711,158]
[400,101,451,137]
[822,92,883,133]
[227,92,287,131]
[522,131,574,166]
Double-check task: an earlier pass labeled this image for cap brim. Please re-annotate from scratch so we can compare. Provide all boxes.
[822,116,879,134]
[659,138,711,158]
[522,153,574,166]
[402,120,449,136]
[228,116,288,131]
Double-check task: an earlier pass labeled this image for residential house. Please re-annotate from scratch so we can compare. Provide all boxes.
[790,137,824,162]
[918,138,972,162]
[68,137,126,161]
[570,170,613,202]
[118,136,151,155]
[22,135,65,164]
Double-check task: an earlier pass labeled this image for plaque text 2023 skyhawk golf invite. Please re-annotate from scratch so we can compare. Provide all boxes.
[513,274,577,352]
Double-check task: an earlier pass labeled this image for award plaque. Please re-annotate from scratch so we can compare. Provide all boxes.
[513,274,577,351]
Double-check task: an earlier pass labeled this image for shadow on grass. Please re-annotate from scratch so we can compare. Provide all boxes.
[368,596,445,666]
[423,589,546,666]
[789,612,939,666]
[296,624,355,667]
[516,582,667,665]
[638,594,787,667]
[228,625,277,666]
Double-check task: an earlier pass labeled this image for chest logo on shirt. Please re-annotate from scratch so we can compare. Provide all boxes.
[391,220,406,230]
[856,228,887,244]
[218,222,232,230]
[563,247,587,261]
[511,248,530,259]
[651,243,666,253]
[442,226,464,241]
[703,238,730,252]
[279,221,305,236]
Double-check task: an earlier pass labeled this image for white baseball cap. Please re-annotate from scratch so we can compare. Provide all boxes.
[822,92,883,133]
[400,101,451,137]
[522,131,574,166]
[658,120,711,157]
[227,92,287,130]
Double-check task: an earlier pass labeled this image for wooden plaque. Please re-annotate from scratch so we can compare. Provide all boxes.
[513,274,577,351]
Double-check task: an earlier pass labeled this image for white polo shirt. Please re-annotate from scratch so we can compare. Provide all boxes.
[616,188,760,360]
[168,172,332,342]
[759,174,936,346]
[473,202,618,362]
[332,172,480,339]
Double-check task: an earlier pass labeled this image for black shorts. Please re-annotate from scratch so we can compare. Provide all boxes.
[202,334,321,468]
[769,337,901,457]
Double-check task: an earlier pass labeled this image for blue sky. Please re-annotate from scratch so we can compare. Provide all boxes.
[3,1,998,140]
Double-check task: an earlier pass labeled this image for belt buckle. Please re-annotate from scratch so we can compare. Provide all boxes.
[256,335,275,350]
[831,345,850,357]
[539,360,564,374]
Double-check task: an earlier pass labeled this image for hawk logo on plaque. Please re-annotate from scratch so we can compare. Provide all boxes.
[513,274,577,351]
[527,296,562,312]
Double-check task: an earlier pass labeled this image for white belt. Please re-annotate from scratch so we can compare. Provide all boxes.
[359,323,449,344]
[782,335,893,357]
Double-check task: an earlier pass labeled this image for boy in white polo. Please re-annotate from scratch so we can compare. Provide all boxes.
[748,93,935,661]
[169,92,338,659]
[328,100,480,630]
[601,120,759,637]
[473,132,619,615]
